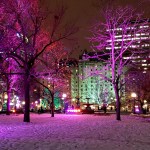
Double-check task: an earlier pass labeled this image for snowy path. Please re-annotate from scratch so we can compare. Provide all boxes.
[0,113,150,150]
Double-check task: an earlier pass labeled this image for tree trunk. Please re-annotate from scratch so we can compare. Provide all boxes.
[6,79,10,115]
[51,93,54,117]
[114,84,121,121]
[23,73,30,122]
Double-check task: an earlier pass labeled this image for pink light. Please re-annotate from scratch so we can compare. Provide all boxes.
[135,106,140,112]
[67,109,81,113]
[135,108,140,112]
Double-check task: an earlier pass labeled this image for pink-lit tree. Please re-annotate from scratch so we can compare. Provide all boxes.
[32,41,73,117]
[85,6,149,120]
[0,55,24,115]
[0,0,78,122]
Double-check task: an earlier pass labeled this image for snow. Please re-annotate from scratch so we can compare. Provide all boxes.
[0,113,150,150]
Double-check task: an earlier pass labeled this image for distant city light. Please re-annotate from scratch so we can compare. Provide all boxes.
[22,101,25,105]
[34,89,37,92]
[62,93,67,98]
[4,93,8,99]
[131,92,137,98]
[10,102,14,106]
[72,98,75,101]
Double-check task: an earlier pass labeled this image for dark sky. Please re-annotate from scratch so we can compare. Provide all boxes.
[43,0,150,58]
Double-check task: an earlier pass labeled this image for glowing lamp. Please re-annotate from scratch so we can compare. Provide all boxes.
[62,93,67,98]
[22,101,25,105]
[131,93,137,98]
[4,93,8,99]
[72,98,75,101]
[10,102,14,106]
[12,109,16,113]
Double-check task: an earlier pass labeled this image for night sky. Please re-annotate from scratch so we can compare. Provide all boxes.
[42,0,150,58]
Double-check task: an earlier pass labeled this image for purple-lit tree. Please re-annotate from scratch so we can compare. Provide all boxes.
[0,55,24,115]
[0,0,78,122]
[33,41,72,117]
[86,6,149,120]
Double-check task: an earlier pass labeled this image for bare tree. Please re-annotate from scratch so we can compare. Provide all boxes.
[0,0,78,122]
[31,41,73,117]
[85,6,149,120]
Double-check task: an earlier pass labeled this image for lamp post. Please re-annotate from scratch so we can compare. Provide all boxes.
[131,92,137,114]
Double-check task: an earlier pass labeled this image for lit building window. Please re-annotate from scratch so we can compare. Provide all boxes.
[142,64,147,66]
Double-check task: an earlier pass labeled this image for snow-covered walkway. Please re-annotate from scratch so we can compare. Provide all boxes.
[0,113,150,150]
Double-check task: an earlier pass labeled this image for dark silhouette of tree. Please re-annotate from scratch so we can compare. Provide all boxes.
[0,0,78,122]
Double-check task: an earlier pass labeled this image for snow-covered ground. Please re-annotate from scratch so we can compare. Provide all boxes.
[0,113,150,150]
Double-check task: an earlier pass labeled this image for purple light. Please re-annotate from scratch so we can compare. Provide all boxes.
[135,108,140,112]
[135,106,140,112]
[67,109,81,113]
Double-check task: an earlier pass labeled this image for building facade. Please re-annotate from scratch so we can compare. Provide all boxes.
[71,58,115,109]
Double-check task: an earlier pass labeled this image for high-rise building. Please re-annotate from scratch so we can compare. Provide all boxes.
[106,20,150,73]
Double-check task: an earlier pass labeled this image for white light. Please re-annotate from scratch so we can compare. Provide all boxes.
[16,33,20,37]
[16,103,20,108]
[4,94,8,99]
[142,64,147,66]
[10,102,14,106]
[22,101,25,105]
[62,93,67,98]
[131,93,137,98]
